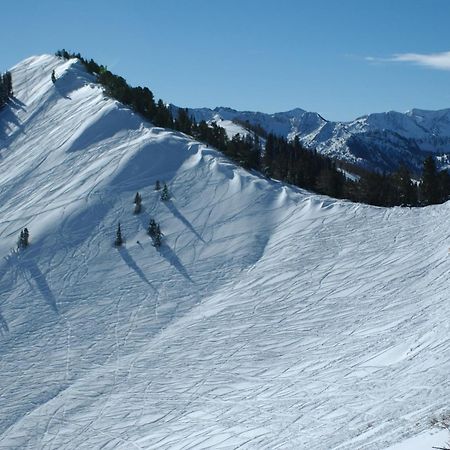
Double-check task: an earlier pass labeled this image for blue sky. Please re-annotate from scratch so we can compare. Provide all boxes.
[2,0,450,121]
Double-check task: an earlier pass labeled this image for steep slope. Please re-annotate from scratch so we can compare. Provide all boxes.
[179,105,450,172]
[1,55,450,450]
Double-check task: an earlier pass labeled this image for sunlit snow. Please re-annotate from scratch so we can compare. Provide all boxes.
[0,55,449,449]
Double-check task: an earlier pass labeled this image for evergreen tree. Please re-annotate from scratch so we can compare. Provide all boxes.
[420,156,440,205]
[262,134,276,177]
[147,219,162,246]
[51,70,56,84]
[155,180,161,191]
[133,192,142,214]
[392,164,417,206]
[114,223,123,247]
[154,99,173,128]
[153,224,162,247]
[23,228,29,247]
[438,169,450,203]
[18,228,29,249]
[315,167,344,198]
[4,72,12,97]
[147,218,158,237]
[161,183,170,201]
[0,72,13,109]
[174,108,193,134]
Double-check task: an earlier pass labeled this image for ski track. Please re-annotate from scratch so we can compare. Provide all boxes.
[0,55,449,449]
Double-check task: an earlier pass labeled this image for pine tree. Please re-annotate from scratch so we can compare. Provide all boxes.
[153,232,161,248]
[134,192,142,204]
[147,219,157,237]
[0,72,13,109]
[114,223,123,246]
[420,156,440,205]
[393,165,417,206]
[161,183,170,201]
[18,228,29,249]
[23,228,29,247]
[438,170,450,203]
[155,180,161,191]
[133,192,142,214]
[51,70,56,84]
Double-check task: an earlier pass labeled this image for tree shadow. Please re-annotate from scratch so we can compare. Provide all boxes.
[9,96,26,111]
[118,246,155,289]
[158,243,193,283]
[0,102,23,145]
[54,82,71,100]
[0,310,8,335]
[66,104,143,153]
[0,255,14,334]
[20,257,58,313]
[164,202,205,242]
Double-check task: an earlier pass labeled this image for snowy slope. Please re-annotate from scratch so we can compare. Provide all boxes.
[179,105,450,172]
[1,55,450,450]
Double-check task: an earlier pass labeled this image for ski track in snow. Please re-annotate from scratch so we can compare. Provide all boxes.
[0,55,449,449]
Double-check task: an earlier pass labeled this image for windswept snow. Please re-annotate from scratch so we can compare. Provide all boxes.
[0,55,450,449]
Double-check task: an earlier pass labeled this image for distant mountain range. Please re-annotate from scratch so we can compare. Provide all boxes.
[171,105,450,173]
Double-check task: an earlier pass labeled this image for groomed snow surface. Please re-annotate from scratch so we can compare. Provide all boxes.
[0,55,450,449]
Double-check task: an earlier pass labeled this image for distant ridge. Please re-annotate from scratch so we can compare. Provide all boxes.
[171,104,450,172]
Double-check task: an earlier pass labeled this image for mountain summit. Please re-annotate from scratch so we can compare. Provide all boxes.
[0,55,449,449]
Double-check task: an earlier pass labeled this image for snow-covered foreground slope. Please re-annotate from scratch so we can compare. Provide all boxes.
[1,55,450,449]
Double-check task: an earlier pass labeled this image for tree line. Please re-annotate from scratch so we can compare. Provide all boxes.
[55,50,450,208]
[207,132,450,207]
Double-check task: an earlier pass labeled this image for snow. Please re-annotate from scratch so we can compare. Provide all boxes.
[386,429,449,450]
[1,54,450,449]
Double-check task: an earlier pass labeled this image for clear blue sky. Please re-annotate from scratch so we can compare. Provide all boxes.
[2,0,450,121]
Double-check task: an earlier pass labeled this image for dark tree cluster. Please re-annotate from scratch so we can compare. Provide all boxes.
[335,156,450,207]
[18,228,29,249]
[222,134,450,207]
[147,219,162,247]
[418,155,450,205]
[262,134,346,198]
[0,71,13,109]
[232,119,268,139]
[192,120,228,151]
[174,108,194,135]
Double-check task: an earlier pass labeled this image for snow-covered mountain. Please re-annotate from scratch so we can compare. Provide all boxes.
[176,105,450,172]
[1,55,450,449]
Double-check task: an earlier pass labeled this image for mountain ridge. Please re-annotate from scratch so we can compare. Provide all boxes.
[1,54,450,449]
